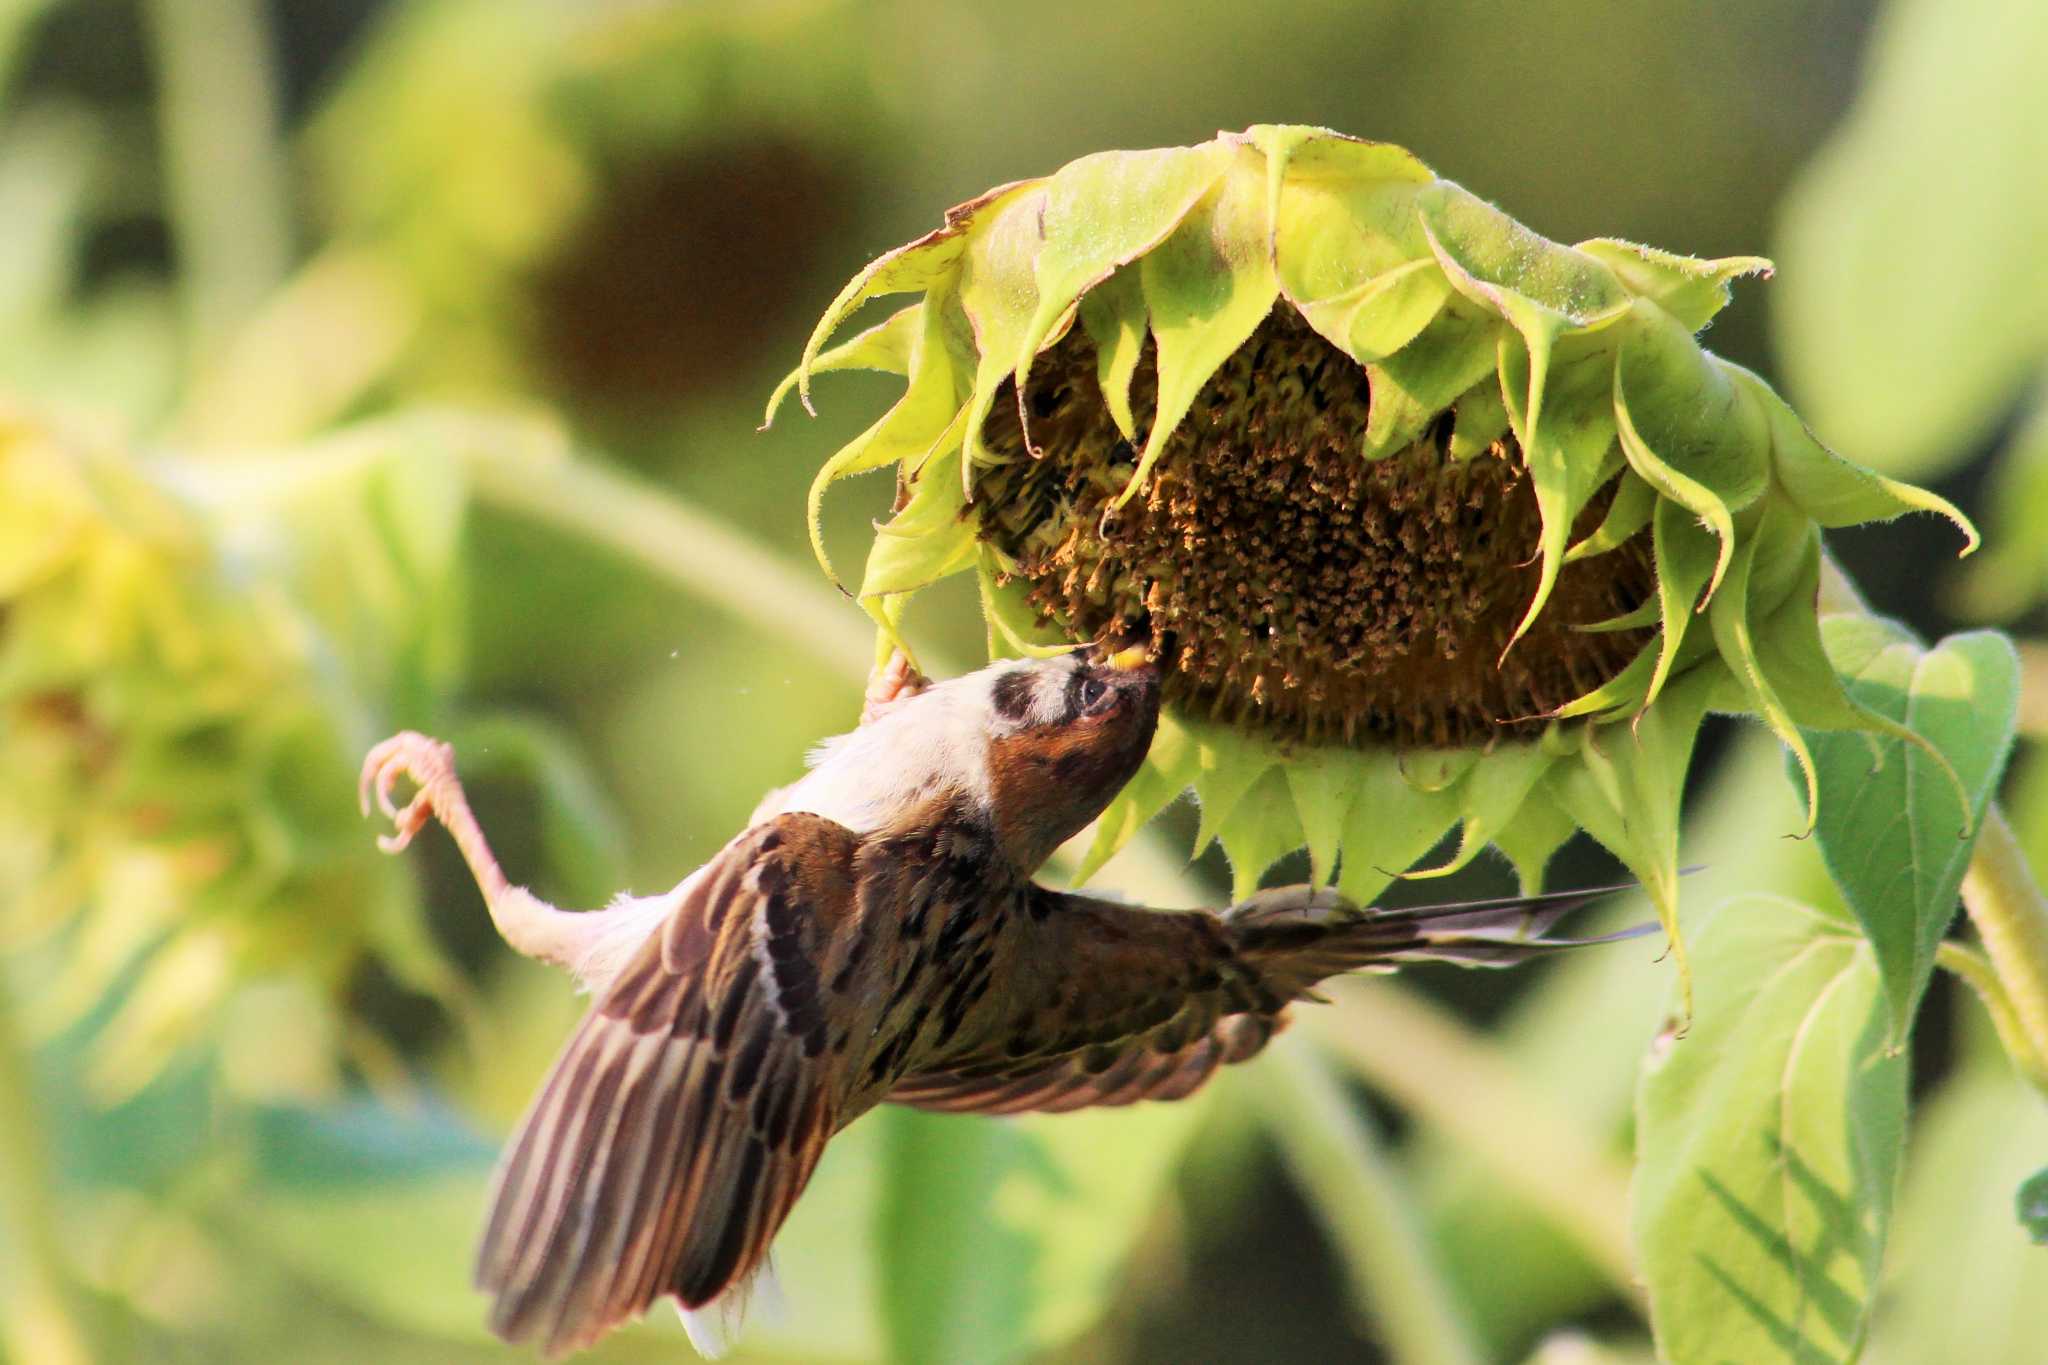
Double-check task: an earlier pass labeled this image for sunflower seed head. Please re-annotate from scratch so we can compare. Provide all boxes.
[975,309,1655,748]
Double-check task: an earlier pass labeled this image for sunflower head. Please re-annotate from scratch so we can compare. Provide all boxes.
[773,126,1974,978]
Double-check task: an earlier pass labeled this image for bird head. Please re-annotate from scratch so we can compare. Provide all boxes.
[979,644,1160,871]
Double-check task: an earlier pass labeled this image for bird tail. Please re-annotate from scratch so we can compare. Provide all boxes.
[1224,881,1655,974]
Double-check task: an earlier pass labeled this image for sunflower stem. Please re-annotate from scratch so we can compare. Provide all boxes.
[142,0,294,360]
[1255,1040,1483,1365]
[460,450,878,681]
[1958,805,2048,1098]
[1937,940,2048,1093]
[0,975,92,1365]
[1302,980,1643,1309]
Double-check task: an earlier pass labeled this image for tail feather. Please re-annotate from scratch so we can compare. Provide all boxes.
[1226,879,1656,975]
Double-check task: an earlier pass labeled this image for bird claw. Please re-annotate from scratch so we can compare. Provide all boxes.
[860,650,929,725]
[359,731,458,855]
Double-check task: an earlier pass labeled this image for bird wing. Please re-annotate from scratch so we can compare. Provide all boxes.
[887,880,1645,1117]
[475,812,859,1358]
[886,887,1289,1115]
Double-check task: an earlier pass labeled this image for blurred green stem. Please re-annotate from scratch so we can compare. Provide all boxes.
[1958,805,2048,1097]
[143,0,294,359]
[1255,1042,1482,1365]
[461,450,877,680]
[0,980,90,1365]
[1303,981,1643,1310]
[1937,941,2048,1093]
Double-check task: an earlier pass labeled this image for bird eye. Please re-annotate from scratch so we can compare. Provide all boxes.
[1077,676,1110,712]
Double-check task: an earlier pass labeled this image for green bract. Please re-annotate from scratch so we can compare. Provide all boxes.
[772,126,1974,979]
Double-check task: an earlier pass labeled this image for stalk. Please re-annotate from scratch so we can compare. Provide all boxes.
[459,450,877,681]
[1254,1042,1483,1365]
[143,0,294,357]
[1958,806,2048,1096]
[1302,982,1642,1307]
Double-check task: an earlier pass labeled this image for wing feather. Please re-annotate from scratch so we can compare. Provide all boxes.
[475,812,859,1357]
[888,879,1639,1118]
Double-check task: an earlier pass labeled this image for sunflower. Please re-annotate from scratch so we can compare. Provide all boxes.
[0,413,460,1097]
[772,126,1973,980]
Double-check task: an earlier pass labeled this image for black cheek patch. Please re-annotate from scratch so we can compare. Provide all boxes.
[991,669,1038,722]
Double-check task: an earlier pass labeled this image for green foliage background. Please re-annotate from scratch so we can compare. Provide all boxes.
[0,1,2043,1362]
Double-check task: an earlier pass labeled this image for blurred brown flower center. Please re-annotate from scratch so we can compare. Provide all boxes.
[975,308,1654,747]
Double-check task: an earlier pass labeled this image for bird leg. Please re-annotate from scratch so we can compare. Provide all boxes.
[860,648,929,725]
[360,731,602,973]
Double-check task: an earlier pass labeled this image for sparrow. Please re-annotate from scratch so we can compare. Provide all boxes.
[359,645,1645,1357]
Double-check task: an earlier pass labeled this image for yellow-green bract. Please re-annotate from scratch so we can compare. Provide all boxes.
[772,125,1974,990]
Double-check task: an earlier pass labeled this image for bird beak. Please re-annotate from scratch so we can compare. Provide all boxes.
[1103,642,1152,672]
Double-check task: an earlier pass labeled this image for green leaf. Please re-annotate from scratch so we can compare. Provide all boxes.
[1361,305,1500,460]
[1448,378,1511,460]
[1332,749,1467,905]
[1417,180,1628,501]
[1803,625,2020,1042]
[957,186,1052,470]
[765,301,922,424]
[1418,730,1837,1350]
[1297,258,1452,365]
[1728,363,1976,552]
[1282,744,1367,888]
[1611,306,1771,602]
[1633,896,1906,1365]
[1213,766,1307,900]
[1014,143,1230,376]
[805,289,972,586]
[859,443,979,601]
[1077,265,1148,442]
[797,185,983,409]
[874,1095,1210,1364]
[1566,469,1655,564]
[1125,148,1278,502]
[1497,340,1623,647]
[1572,239,1771,333]
[1187,719,1279,855]
[1407,742,1553,881]
[1416,183,1629,336]
[1263,129,1436,334]
[1549,664,1718,1009]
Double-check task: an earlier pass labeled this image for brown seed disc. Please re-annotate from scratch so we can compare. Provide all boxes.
[973,306,1656,748]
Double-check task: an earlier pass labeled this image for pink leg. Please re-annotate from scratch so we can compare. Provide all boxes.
[360,733,594,972]
[860,650,929,726]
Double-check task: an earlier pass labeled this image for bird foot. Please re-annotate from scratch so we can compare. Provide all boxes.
[359,731,463,855]
[860,650,929,725]
[360,731,594,974]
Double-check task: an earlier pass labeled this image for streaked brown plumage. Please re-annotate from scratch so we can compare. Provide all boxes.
[360,646,1644,1357]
